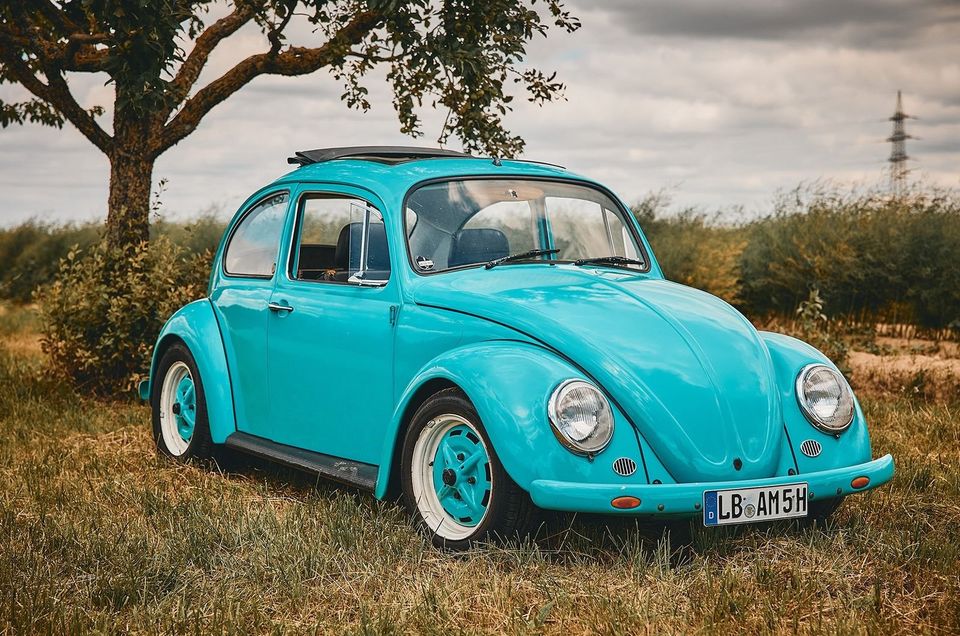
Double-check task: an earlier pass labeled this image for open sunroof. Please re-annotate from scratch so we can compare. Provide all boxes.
[288,146,471,166]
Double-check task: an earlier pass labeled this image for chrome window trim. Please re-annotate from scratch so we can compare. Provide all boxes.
[286,191,390,288]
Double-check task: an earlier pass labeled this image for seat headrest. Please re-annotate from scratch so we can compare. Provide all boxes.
[448,228,510,268]
[334,222,390,271]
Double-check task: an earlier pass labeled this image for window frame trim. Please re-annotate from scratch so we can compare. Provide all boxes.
[401,175,652,277]
[285,190,391,287]
[221,189,291,280]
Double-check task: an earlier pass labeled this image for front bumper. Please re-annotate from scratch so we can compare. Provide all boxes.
[528,454,894,516]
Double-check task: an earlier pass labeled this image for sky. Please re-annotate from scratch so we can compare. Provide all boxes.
[1,0,958,227]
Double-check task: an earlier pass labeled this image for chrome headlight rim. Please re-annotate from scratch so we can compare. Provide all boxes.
[547,379,614,456]
[795,363,855,434]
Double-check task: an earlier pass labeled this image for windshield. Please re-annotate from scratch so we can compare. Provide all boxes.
[405,179,646,273]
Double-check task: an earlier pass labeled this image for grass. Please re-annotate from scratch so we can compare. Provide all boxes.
[0,303,958,634]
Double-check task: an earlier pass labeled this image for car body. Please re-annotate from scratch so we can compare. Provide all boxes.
[143,146,894,547]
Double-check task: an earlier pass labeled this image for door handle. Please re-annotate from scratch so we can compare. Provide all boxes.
[267,302,294,313]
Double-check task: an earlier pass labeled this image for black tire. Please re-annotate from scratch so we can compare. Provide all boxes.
[400,387,539,550]
[151,342,213,461]
[808,496,844,521]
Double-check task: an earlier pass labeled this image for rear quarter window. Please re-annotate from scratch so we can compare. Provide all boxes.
[224,192,289,277]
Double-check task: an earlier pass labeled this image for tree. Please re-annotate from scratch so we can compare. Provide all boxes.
[0,0,579,251]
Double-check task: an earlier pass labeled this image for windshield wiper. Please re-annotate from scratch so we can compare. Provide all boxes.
[484,248,559,270]
[573,255,646,269]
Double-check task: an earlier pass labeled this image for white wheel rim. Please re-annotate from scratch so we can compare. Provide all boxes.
[411,413,493,541]
[159,361,193,456]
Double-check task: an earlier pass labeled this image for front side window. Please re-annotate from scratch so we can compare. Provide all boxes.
[405,179,644,273]
[224,192,289,277]
[291,195,390,284]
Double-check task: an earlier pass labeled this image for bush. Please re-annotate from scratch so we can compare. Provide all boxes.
[0,213,225,305]
[739,184,960,329]
[152,208,226,255]
[633,195,746,304]
[0,220,101,303]
[36,237,211,397]
[791,287,849,369]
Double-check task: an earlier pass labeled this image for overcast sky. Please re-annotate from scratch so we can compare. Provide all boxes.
[1,0,958,227]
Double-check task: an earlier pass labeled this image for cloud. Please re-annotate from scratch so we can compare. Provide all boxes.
[0,0,957,227]
[601,0,960,48]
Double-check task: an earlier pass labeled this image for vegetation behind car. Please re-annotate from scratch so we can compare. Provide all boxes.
[1,183,957,396]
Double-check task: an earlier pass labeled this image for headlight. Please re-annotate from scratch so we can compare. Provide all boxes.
[795,363,855,433]
[548,380,614,454]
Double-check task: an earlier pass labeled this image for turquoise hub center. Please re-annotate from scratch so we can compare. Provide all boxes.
[174,374,196,442]
[432,424,491,527]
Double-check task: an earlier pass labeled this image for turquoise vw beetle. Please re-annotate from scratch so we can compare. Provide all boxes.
[143,146,893,548]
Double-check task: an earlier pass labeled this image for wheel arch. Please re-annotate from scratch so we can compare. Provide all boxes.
[374,340,644,500]
[146,299,237,444]
[150,333,187,375]
[380,377,459,500]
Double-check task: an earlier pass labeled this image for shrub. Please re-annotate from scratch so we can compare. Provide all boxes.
[152,208,226,255]
[633,195,746,304]
[0,220,101,303]
[792,287,849,369]
[759,288,850,371]
[36,237,211,397]
[0,213,225,305]
[739,184,960,329]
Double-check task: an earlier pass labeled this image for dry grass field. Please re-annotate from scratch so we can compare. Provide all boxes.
[1,303,958,634]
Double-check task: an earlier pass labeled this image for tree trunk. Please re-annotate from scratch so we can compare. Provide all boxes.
[106,150,153,250]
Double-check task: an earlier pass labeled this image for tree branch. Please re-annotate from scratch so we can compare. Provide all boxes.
[59,46,110,72]
[3,3,109,73]
[156,9,383,154]
[0,33,112,152]
[26,0,83,37]
[163,4,256,113]
[41,70,112,152]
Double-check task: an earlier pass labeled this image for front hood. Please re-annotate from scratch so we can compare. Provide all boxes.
[411,266,783,483]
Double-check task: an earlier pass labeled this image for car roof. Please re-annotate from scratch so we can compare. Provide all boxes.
[267,147,593,203]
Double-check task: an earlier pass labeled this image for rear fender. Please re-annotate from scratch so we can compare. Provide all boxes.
[145,299,236,444]
[375,340,646,499]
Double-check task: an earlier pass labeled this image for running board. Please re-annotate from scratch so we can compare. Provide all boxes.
[224,432,377,491]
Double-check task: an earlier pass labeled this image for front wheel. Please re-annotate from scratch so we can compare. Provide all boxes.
[152,342,213,461]
[400,388,538,549]
[808,496,844,521]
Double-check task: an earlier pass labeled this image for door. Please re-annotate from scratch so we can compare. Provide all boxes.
[266,191,398,464]
[209,191,289,435]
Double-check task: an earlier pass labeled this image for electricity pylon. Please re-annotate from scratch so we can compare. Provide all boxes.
[887,90,913,195]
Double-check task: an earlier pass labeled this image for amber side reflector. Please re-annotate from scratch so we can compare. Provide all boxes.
[851,476,870,489]
[611,496,641,509]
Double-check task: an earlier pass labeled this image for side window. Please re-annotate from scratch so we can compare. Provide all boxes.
[292,195,390,284]
[224,192,289,277]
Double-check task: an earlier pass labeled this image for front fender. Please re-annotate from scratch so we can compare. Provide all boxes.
[760,331,873,473]
[145,299,236,444]
[375,340,647,499]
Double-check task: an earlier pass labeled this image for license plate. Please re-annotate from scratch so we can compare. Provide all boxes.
[703,482,808,526]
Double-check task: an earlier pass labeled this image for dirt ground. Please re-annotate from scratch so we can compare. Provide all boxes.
[849,337,960,402]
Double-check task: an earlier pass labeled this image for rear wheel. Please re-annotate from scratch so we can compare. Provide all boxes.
[400,388,538,549]
[152,342,213,461]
